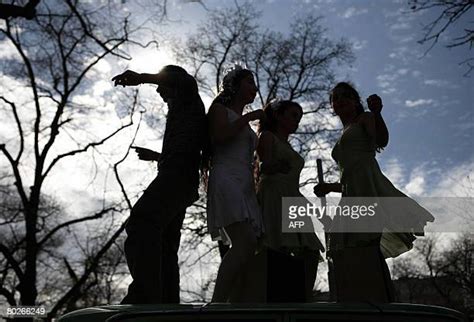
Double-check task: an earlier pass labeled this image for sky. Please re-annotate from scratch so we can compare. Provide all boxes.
[123,0,474,224]
[122,0,474,294]
[188,0,471,295]
[123,0,473,203]
[1,0,469,242]
[0,0,472,301]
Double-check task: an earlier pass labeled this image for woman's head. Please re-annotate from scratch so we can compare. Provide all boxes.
[214,67,257,106]
[259,100,303,134]
[330,82,364,118]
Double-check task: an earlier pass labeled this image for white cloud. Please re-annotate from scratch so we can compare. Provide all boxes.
[380,159,474,234]
[423,79,460,89]
[381,87,397,95]
[352,39,368,51]
[405,99,434,107]
[340,7,368,19]
[376,72,399,94]
[382,158,405,189]
[397,35,415,44]
[94,59,112,74]
[376,73,397,88]
[431,159,474,197]
[397,68,409,75]
[389,22,410,31]
[93,79,113,97]
[405,175,425,196]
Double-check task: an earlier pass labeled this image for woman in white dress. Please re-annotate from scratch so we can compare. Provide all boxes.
[206,65,266,302]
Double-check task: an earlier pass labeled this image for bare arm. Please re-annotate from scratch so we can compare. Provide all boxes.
[208,103,264,144]
[373,112,389,148]
[367,94,389,148]
[358,112,377,142]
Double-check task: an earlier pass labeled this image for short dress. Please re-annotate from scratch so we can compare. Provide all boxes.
[207,107,264,244]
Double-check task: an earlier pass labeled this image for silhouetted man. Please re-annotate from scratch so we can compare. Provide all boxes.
[112,65,205,303]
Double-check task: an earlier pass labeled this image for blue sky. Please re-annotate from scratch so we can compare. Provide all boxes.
[150,0,473,198]
[0,0,471,301]
[2,0,471,223]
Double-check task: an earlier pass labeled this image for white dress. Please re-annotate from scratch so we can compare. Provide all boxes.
[207,107,264,244]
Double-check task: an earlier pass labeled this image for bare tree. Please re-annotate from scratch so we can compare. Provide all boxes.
[0,0,165,318]
[172,2,354,300]
[409,0,474,76]
[174,1,353,176]
[391,233,473,315]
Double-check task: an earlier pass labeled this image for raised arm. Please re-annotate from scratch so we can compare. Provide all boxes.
[208,103,264,145]
[111,69,190,87]
[112,70,148,87]
[367,94,389,148]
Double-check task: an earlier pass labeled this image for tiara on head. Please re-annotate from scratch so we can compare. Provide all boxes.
[219,62,249,92]
[222,61,247,77]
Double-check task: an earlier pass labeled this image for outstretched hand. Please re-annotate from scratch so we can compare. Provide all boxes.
[132,146,160,161]
[112,70,142,87]
[367,94,383,113]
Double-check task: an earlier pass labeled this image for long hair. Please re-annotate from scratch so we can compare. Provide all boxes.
[200,67,254,187]
[212,68,254,106]
[255,100,303,186]
[330,82,365,116]
[331,82,384,152]
[258,100,303,134]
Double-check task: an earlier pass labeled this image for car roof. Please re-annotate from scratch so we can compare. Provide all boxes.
[58,302,469,322]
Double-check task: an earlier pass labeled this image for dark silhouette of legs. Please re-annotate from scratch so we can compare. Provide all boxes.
[161,208,186,303]
[121,168,195,304]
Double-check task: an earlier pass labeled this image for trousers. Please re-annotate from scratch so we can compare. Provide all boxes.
[121,163,198,304]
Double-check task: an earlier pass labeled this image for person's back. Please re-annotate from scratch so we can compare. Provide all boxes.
[210,106,256,171]
[158,80,206,204]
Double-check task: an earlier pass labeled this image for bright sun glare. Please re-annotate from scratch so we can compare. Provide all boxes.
[128,47,175,72]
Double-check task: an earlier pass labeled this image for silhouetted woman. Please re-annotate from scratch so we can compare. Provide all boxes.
[313,82,434,302]
[256,100,325,302]
[206,65,266,302]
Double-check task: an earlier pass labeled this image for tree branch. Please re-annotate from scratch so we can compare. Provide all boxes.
[0,145,29,210]
[0,243,24,281]
[47,219,128,318]
[0,97,24,163]
[42,117,135,180]
[38,207,116,248]
[0,286,16,306]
